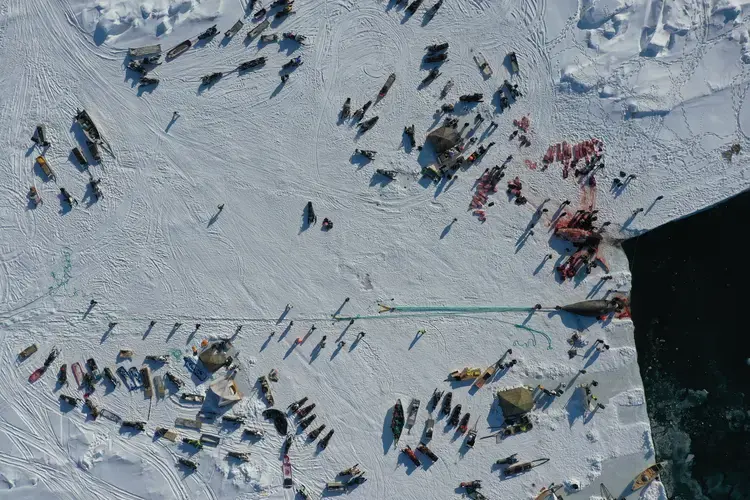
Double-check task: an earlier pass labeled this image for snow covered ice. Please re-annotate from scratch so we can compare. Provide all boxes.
[1,0,747,498]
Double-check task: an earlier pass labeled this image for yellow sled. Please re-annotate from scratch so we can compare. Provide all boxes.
[449,367,482,380]
[632,462,665,491]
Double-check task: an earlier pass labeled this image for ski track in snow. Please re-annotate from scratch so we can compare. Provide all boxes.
[0,0,747,498]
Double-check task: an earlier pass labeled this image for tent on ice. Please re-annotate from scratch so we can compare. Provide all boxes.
[426,125,460,155]
[199,340,238,373]
[209,379,243,406]
[496,386,534,419]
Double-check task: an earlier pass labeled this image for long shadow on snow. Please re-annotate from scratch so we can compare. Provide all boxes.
[382,407,395,454]
[278,38,302,55]
[369,171,394,187]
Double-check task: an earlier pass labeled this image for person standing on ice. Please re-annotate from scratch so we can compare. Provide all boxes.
[218,204,224,212]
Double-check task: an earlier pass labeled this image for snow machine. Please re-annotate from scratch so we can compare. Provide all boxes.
[59,394,79,406]
[275,5,295,19]
[127,61,147,74]
[282,32,306,43]
[238,57,267,71]
[352,100,372,121]
[227,451,251,462]
[197,25,218,40]
[28,186,42,206]
[355,149,376,160]
[341,97,351,119]
[138,77,159,87]
[201,72,223,86]
[421,68,440,86]
[459,93,484,102]
[177,458,198,470]
[376,169,397,180]
[379,73,396,98]
[424,52,448,63]
[426,42,449,53]
[141,55,161,65]
[358,116,379,133]
[508,51,519,73]
[253,7,267,19]
[260,33,279,43]
[282,57,303,70]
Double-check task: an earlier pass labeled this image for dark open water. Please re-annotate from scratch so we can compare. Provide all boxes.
[623,190,750,500]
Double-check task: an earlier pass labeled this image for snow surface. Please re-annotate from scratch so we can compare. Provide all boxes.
[1,0,748,498]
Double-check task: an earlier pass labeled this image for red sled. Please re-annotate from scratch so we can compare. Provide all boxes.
[72,362,84,386]
[29,367,45,383]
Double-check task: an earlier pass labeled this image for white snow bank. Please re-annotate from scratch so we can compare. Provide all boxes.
[70,0,226,46]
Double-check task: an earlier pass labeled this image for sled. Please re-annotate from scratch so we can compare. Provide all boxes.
[85,139,101,162]
[175,417,202,430]
[153,375,165,398]
[183,356,208,381]
[129,44,161,57]
[166,40,191,60]
[535,484,563,499]
[379,73,396,98]
[473,363,497,389]
[99,409,122,423]
[260,33,279,43]
[247,19,270,39]
[140,367,153,398]
[391,399,404,443]
[29,368,45,383]
[473,52,493,78]
[19,344,38,360]
[71,147,88,166]
[227,451,251,462]
[72,362,84,386]
[200,433,221,446]
[155,428,178,442]
[406,399,420,430]
[282,455,293,488]
[632,463,665,491]
[197,25,218,40]
[225,20,244,38]
[449,367,482,381]
[35,156,56,180]
[424,418,434,439]
[180,393,204,403]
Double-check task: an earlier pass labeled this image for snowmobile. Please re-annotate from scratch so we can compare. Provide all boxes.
[283,435,293,453]
[71,147,88,166]
[299,414,316,429]
[355,149,376,160]
[118,350,134,359]
[238,57,267,71]
[201,72,223,86]
[376,169,397,180]
[127,61,147,74]
[27,186,41,206]
[275,5,295,19]
[138,77,159,87]
[180,393,205,403]
[406,399,420,430]
[282,56,303,70]
[404,125,415,147]
[306,201,316,225]
[31,124,50,147]
[165,371,184,388]
[260,33,279,43]
[288,396,308,412]
[466,420,478,447]
[227,451,251,462]
[200,434,220,446]
[459,93,484,102]
[122,421,146,432]
[145,355,169,364]
[352,100,372,121]
[57,364,67,385]
[405,0,424,14]
[495,453,519,465]
[103,367,119,387]
[222,415,245,424]
[253,7,267,19]
[358,116,379,133]
[297,484,312,498]
[141,55,161,65]
[426,41,448,52]
[508,51,519,73]
[425,0,443,17]
[271,0,291,6]
[89,178,103,200]
[449,404,462,426]
[458,413,471,433]
[402,446,421,466]
[297,403,316,417]
[60,188,77,207]
[417,443,438,461]
[440,391,452,414]
[59,394,80,407]
[282,32,306,43]
[197,25,218,40]
[340,464,361,476]
[183,437,203,449]
[243,427,265,438]
[318,429,334,449]
[36,155,56,180]
[308,424,326,439]
[86,358,100,380]
[340,98,351,119]
[84,398,100,418]
[424,417,435,439]
[177,458,198,470]
[424,52,448,63]
[116,366,134,390]
[421,68,440,86]
[429,389,444,410]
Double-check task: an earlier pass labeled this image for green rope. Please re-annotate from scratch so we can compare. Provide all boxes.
[381,304,534,314]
